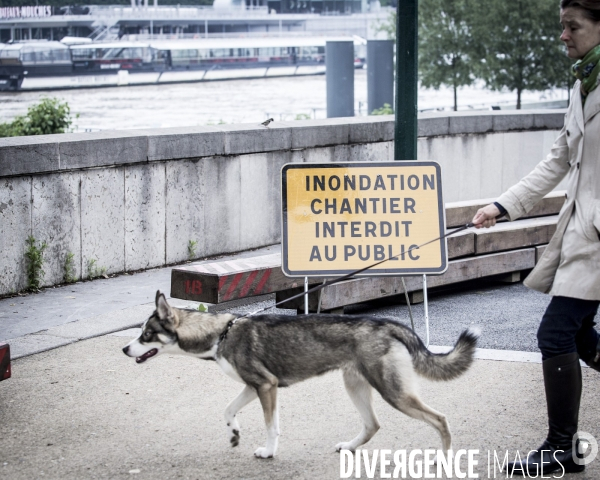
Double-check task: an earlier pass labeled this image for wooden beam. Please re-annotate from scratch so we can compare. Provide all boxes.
[445,191,565,228]
[474,216,557,254]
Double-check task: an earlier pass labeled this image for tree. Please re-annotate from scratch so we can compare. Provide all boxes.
[419,0,476,111]
[375,0,477,111]
[472,0,567,109]
[0,97,75,137]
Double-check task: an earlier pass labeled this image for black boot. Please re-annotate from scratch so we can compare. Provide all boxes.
[506,353,585,476]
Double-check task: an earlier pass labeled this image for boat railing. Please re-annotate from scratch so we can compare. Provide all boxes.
[121,31,349,41]
[85,5,271,19]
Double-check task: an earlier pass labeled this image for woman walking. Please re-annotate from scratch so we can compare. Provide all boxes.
[473,0,600,475]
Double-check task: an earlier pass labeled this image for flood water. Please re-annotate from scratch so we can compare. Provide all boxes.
[0,70,568,132]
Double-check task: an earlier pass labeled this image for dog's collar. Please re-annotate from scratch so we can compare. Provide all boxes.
[218,317,240,343]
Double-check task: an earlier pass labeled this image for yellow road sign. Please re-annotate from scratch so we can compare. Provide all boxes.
[281,162,447,277]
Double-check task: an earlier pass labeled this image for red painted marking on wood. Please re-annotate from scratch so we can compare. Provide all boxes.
[185,280,202,296]
[219,276,228,290]
[253,269,272,295]
[0,343,11,381]
[239,270,260,298]
[223,273,244,302]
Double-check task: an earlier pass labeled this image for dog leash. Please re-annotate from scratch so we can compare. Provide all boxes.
[233,221,479,321]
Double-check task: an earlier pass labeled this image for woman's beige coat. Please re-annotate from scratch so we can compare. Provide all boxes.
[497,80,600,301]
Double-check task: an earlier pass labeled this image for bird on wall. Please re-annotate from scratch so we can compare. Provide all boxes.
[261,118,274,127]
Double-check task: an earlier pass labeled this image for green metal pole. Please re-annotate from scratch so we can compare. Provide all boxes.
[394,0,418,160]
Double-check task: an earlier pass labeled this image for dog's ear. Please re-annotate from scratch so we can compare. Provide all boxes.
[156,292,173,320]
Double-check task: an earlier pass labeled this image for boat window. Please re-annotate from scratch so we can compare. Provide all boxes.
[20,48,70,64]
[0,49,20,59]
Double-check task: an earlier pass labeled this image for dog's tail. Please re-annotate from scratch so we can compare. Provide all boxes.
[411,327,479,381]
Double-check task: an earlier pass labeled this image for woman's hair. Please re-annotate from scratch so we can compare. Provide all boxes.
[561,0,600,22]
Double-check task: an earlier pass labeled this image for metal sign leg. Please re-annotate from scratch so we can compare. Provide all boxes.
[401,277,415,332]
[423,274,430,348]
[304,276,309,315]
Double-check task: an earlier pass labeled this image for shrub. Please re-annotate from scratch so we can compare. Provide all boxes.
[0,97,75,137]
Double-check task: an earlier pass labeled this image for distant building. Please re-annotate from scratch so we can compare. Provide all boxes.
[0,2,386,43]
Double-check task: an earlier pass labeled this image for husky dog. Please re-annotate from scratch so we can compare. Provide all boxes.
[123,291,478,458]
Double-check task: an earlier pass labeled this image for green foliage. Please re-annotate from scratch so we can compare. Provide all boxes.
[86,258,107,280]
[197,303,208,312]
[374,11,396,40]
[206,119,227,125]
[375,0,571,109]
[25,236,47,291]
[371,103,394,115]
[63,252,77,283]
[419,0,476,111]
[294,113,311,120]
[188,240,198,260]
[471,0,567,109]
[0,97,75,137]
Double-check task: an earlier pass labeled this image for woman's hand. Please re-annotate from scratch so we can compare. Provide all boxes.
[472,203,501,229]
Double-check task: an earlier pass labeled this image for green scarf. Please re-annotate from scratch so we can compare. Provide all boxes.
[572,44,600,101]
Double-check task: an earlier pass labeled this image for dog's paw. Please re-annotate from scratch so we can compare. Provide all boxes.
[335,442,356,452]
[254,447,274,459]
[229,429,240,447]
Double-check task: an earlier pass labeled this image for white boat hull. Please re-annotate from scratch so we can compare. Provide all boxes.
[18,64,324,90]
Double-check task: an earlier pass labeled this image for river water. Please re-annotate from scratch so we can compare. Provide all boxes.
[0,70,568,132]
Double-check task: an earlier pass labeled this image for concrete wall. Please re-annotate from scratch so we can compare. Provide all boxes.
[0,110,565,295]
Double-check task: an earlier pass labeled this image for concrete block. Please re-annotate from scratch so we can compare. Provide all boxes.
[202,156,242,256]
[58,131,149,170]
[288,118,350,149]
[448,112,493,135]
[80,168,125,277]
[332,144,352,162]
[348,116,394,143]
[492,112,534,132]
[165,159,206,265]
[216,123,291,155]
[240,152,289,249]
[345,142,390,163]
[147,126,225,161]
[125,163,166,271]
[418,113,450,137]
[0,136,59,177]
[419,135,486,202]
[32,172,82,286]
[500,131,545,193]
[532,110,567,129]
[293,146,336,164]
[0,176,31,294]
[477,132,505,200]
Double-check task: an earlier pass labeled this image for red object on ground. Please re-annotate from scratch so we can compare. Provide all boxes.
[0,342,11,381]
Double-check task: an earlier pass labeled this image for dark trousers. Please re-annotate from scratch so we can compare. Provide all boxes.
[537,296,600,361]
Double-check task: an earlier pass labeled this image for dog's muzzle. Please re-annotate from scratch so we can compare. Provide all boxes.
[122,345,158,364]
